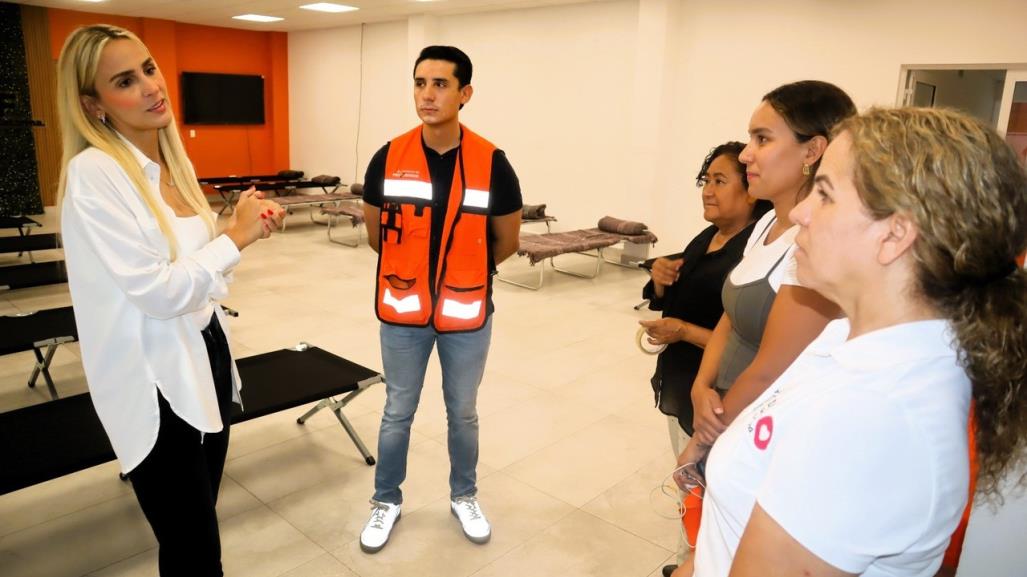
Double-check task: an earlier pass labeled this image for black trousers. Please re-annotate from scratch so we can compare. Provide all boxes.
[128,313,235,577]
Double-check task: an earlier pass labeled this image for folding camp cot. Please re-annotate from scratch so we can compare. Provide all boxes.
[0,343,383,495]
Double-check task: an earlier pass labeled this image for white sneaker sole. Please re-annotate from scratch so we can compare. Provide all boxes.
[360,511,401,554]
[451,506,491,544]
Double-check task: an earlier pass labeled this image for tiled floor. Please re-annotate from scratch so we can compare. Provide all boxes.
[0,207,682,577]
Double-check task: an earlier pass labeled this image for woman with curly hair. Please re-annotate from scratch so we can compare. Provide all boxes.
[678,107,1026,576]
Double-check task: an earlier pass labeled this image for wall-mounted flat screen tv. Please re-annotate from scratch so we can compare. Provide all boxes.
[181,72,265,125]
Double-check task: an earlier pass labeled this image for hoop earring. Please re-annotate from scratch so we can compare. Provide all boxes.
[802,164,811,176]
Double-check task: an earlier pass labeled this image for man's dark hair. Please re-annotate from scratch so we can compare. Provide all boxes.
[414,45,473,88]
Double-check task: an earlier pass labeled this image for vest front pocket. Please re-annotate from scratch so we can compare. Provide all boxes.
[443,268,487,292]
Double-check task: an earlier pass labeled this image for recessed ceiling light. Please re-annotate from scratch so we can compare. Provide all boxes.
[79,0,108,3]
[232,14,284,23]
[300,3,359,12]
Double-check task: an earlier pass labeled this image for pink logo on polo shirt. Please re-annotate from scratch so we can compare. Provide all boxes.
[753,416,773,450]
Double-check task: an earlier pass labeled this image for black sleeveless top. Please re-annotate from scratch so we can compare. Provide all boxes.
[642,221,757,435]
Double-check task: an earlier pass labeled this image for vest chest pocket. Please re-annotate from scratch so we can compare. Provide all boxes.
[380,203,430,287]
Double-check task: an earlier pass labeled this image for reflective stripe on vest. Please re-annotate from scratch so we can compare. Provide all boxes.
[463,188,490,209]
[440,298,483,320]
[382,288,421,314]
[384,179,433,201]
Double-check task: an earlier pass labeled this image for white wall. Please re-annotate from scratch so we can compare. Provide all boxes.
[288,25,361,182]
[289,20,409,184]
[435,1,640,227]
[666,0,1027,248]
[292,0,641,230]
[957,464,1027,577]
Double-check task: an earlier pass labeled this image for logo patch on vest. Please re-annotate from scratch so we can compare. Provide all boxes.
[391,169,420,179]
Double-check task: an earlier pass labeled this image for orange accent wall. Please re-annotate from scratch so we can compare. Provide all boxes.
[48,9,289,178]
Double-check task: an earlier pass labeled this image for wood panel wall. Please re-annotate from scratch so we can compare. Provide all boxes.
[21,5,60,207]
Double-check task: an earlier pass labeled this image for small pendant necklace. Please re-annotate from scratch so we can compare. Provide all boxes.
[159,161,175,187]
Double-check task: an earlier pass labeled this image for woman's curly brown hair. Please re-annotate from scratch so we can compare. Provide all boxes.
[836,107,1027,501]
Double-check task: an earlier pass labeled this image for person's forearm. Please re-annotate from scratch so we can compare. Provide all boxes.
[364,205,381,254]
[720,365,778,424]
[489,212,520,264]
[492,238,519,264]
[692,314,731,392]
[679,322,713,349]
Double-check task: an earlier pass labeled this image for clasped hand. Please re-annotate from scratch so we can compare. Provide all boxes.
[650,257,683,287]
[691,385,726,445]
[227,188,286,248]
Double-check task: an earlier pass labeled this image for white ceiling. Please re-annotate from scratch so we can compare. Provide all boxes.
[17,0,604,31]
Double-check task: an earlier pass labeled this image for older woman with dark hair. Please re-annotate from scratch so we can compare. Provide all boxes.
[679,107,1027,576]
[640,142,769,570]
[642,142,770,438]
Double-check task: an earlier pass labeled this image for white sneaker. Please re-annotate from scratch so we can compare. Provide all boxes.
[450,495,491,544]
[360,500,401,553]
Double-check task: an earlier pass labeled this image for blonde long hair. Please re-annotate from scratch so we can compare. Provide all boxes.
[57,24,215,260]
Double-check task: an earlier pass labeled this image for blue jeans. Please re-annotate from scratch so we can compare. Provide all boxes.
[373,317,492,504]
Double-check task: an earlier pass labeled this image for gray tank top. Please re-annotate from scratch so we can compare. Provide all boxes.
[715,218,789,392]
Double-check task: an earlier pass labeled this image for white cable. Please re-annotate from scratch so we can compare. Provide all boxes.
[649,463,707,549]
[649,463,705,518]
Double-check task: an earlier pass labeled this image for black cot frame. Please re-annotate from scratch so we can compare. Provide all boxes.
[0,344,383,495]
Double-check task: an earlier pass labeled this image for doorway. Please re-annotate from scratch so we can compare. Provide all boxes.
[900,68,1006,126]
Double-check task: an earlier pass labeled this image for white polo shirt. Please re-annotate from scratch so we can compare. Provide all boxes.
[694,318,971,577]
[62,138,242,473]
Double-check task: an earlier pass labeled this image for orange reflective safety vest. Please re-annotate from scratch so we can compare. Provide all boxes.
[375,124,495,333]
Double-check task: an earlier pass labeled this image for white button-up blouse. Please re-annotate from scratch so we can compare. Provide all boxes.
[61,139,243,474]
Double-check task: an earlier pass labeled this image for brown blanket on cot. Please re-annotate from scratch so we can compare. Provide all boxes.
[516,228,658,265]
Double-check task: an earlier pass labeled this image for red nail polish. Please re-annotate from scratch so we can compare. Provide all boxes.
[260,214,267,219]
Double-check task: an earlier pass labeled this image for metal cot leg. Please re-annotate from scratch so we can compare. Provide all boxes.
[551,248,604,279]
[29,344,60,400]
[295,380,380,466]
[496,260,545,290]
[332,406,375,465]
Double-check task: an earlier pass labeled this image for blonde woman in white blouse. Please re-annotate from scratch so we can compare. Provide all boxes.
[57,25,283,576]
